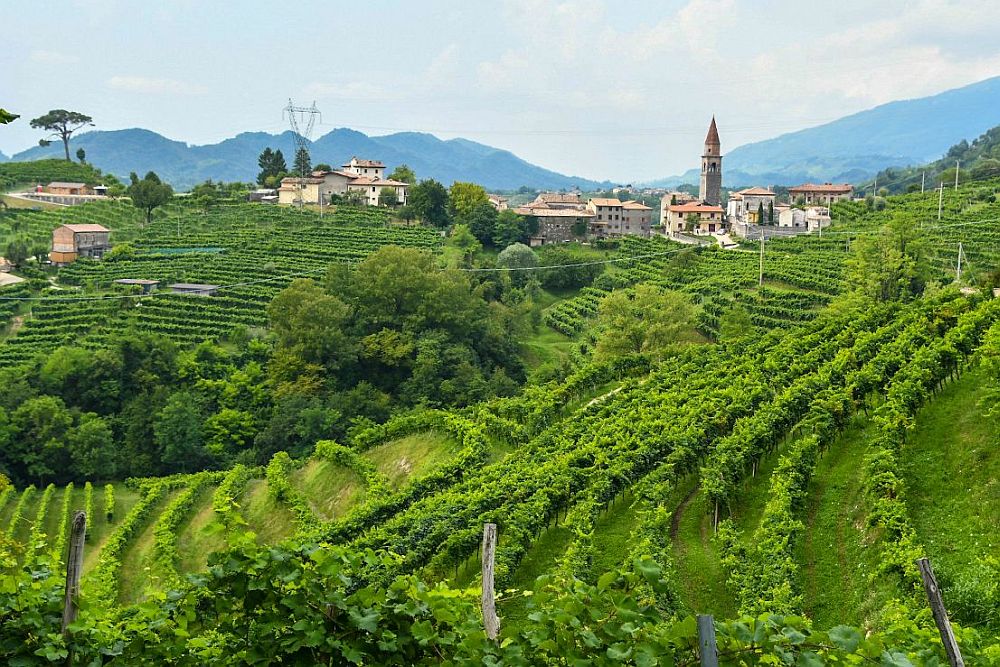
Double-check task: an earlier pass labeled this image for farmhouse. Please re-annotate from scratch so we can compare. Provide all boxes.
[788,183,853,205]
[49,223,111,265]
[515,203,594,246]
[46,182,93,196]
[663,202,725,236]
[277,156,409,206]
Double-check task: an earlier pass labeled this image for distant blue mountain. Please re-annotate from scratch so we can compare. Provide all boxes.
[11,127,610,191]
[649,75,1000,187]
[0,151,8,163]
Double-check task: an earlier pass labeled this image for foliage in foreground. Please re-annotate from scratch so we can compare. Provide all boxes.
[1,541,999,665]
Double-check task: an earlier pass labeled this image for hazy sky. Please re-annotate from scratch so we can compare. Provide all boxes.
[3,0,1000,181]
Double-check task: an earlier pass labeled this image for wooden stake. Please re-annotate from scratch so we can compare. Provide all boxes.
[481,523,499,641]
[916,558,964,667]
[697,614,719,667]
[62,511,86,635]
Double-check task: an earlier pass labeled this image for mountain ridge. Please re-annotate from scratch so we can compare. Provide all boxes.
[647,75,1000,187]
[11,127,611,191]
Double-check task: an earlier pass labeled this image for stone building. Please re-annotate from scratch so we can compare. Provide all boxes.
[49,223,111,265]
[787,183,853,205]
[699,117,722,206]
[727,187,777,224]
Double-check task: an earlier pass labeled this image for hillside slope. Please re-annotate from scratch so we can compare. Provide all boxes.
[653,75,1000,187]
[10,128,611,191]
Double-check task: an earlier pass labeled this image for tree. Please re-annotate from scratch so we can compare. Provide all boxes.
[68,415,117,480]
[767,201,774,223]
[29,109,93,161]
[0,109,18,124]
[446,224,482,265]
[846,214,931,302]
[128,171,174,225]
[408,179,450,227]
[757,202,764,225]
[154,392,206,474]
[536,244,605,289]
[595,285,697,358]
[107,183,126,200]
[257,148,287,186]
[313,163,332,172]
[378,187,398,207]
[4,236,30,268]
[191,180,221,211]
[493,210,535,247]
[267,279,355,371]
[388,164,416,184]
[685,213,700,231]
[293,147,311,176]
[449,182,489,221]
[466,201,499,245]
[76,147,86,164]
[497,243,538,287]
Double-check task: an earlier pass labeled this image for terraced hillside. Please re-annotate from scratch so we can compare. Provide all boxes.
[0,202,440,366]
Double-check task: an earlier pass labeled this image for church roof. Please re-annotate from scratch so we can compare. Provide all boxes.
[705,116,720,146]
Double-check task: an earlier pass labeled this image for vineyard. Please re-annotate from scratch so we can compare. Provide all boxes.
[0,201,440,367]
[1,185,1000,663]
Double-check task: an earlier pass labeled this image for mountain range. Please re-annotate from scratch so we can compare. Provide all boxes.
[651,75,1000,187]
[8,128,611,191]
[6,75,1000,190]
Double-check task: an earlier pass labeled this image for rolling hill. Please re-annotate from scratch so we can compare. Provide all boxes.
[652,75,1000,187]
[9,127,611,191]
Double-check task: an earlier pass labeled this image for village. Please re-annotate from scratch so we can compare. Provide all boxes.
[16,116,855,269]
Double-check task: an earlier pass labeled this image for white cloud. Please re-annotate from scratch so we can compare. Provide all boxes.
[302,81,397,102]
[30,50,80,65]
[107,76,207,95]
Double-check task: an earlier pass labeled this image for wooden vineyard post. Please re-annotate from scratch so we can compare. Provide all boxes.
[916,557,964,667]
[62,511,87,635]
[697,614,719,667]
[481,523,499,641]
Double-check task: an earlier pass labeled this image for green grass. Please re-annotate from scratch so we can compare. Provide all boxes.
[365,431,457,491]
[175,485,227,575]
[240,479,296,545]
[117,489,181,605]
[796,414,901,629]
[590,492,639,576]
[900,369,1000,623]
[520,326,577,370]
[291,459,365,523]
[670,476,737,618]
[497,524,574,628]
[82,486,142,575]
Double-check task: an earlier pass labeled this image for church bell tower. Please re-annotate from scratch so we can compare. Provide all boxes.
[699,116,722,205]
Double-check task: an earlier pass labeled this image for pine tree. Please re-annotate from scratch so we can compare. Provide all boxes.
[293,148,311,176]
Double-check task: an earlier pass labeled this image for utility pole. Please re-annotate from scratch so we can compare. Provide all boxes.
[283,99,322,208]
[938,183,944,221]
[759,232,765,287]
[955,160,960,189]
[956,242,964,283]
[921,171,925,193]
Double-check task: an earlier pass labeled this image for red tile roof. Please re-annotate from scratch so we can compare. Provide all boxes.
[705,116,720,146]
[788,183,853,193]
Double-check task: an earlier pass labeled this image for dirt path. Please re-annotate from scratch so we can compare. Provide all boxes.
[669,482,699,541]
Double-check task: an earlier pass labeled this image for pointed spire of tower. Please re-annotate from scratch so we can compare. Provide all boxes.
[705,116,720,147]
